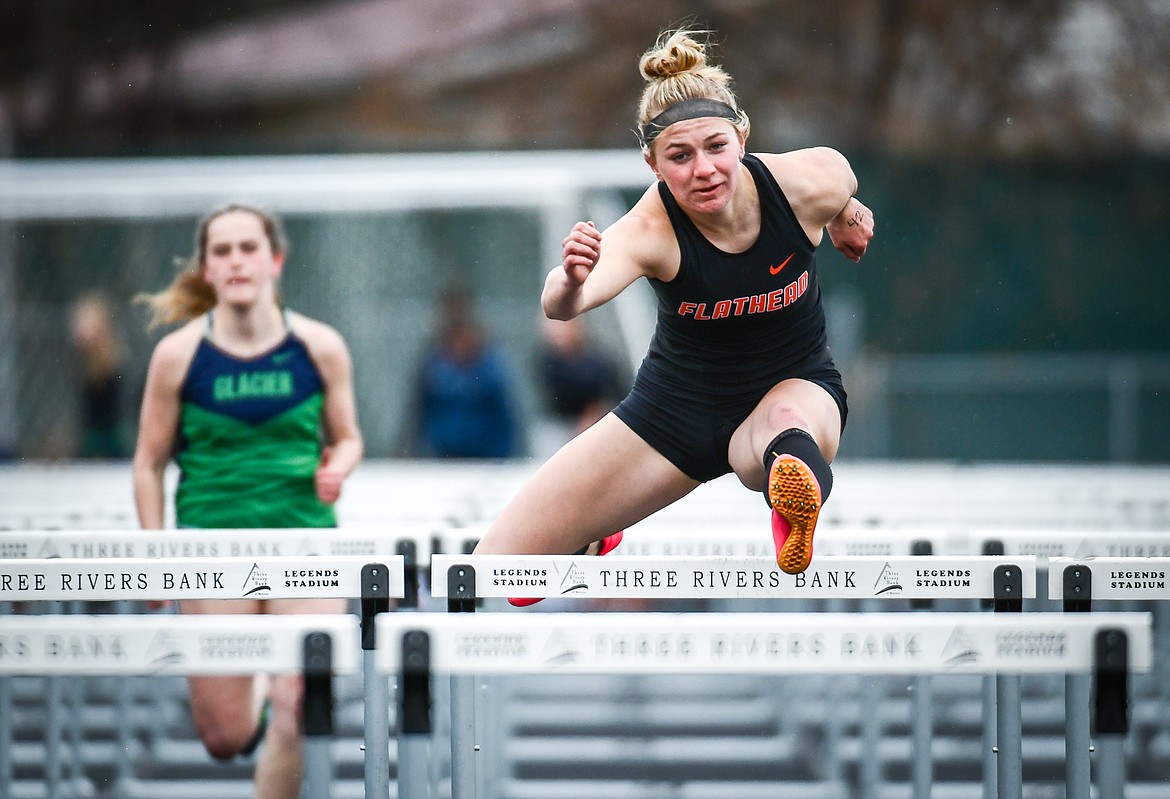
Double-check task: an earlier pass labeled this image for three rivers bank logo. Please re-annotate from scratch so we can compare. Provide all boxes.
[145,629,185,671]
[242,563,272,597]
[540,628,582,666]
[873,562,903,596]
[941,627,981,666]
[558,562,589,596]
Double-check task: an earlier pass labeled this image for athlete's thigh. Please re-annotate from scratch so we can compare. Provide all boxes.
[476,412,700,555]
[180,598,264,616]
[264,597,348,615]
[728,378,843,490]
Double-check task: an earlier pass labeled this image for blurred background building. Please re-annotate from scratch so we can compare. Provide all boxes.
[1,0,1168,461]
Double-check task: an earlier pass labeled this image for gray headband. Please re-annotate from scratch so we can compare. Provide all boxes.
[638,98,741,148]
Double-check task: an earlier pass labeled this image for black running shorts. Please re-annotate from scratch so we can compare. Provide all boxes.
[613,367,848,483]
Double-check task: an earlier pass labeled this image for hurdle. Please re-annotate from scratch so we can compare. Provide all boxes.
[427,553,1044,799]
[0,614,359,799]
[5,524,1167,797]
[1046,557,1170,799]
[0,553,404,799]
[377,610,1153,799]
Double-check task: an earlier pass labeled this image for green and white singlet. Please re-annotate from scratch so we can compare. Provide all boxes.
[175,313,335,528]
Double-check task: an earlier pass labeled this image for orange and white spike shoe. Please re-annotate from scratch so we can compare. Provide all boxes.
[768,456,822,575]
[508,530,624,608]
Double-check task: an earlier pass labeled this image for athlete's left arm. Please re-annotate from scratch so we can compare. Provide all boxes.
[296,315,364,504]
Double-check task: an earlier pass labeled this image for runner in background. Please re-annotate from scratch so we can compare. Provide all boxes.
[132,203,362,799]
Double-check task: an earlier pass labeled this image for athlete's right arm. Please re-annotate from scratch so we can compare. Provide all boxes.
[542,188,672,320]
[132,327,197,529]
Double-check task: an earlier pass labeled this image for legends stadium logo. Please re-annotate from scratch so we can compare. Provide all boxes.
[491,567,550,589]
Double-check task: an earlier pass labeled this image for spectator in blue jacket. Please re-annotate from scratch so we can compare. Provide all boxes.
[405,285,522,458]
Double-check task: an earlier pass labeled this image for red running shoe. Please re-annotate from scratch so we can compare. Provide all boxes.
[767,456,822,575]
[508,531,624,608]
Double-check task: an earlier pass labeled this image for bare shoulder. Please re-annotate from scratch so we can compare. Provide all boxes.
[754,148,856,228]
[149,319,202,372]
[139,319,201,397]
[756,147,850,177]
[287,312,351,366]
[758,148,851,191]
[607,184,678,279]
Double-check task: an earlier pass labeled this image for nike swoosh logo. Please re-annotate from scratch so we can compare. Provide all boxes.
[769,253,795,275]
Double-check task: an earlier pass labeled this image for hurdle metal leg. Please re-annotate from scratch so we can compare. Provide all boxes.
[908,544,935,799]
[1155,603,1170,737]
[1065,672,1092,799]
[450,675,479,799]
[113,600,137,792]
[365,647,391,799]
[398,629,433,799]
[64,673,87,794]
[397,725,432,799]
[1094,628,1131,799]
[361,565,392,799]
[0,673,11,798]
[46,674,64,796]
[910,674,932,799]
[859,676,882,799]
[992,563,1024,799]
[475,675,494,799]
[302,631,335,799]
[995,673,1023,799]
[1096,735,1127,798]
[981,675,996,799]
[1063,563,1092,799]
[821,676,846,783]
[447,564,480,799]
[302,739,332,799]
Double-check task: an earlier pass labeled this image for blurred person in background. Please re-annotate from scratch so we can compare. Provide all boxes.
[404,283,522,458]
[132,203,362,799]
[69,292,129,458]
[531,314,629,456]
[476,26,874,596]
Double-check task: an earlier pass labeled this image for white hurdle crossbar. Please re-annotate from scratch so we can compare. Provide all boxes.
[0,554,403,601]
[0,614,361,675]
[376,611,1153,799]
[0,614,359,799]
[619,526,961,558]
[0,527,429,607]
[376,611,1152,676]
[430,554,1037,601]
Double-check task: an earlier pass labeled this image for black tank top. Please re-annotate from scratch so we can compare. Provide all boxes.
[640,153,831,400]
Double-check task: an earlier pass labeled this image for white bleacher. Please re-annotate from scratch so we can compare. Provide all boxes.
[2,457,1169,799]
